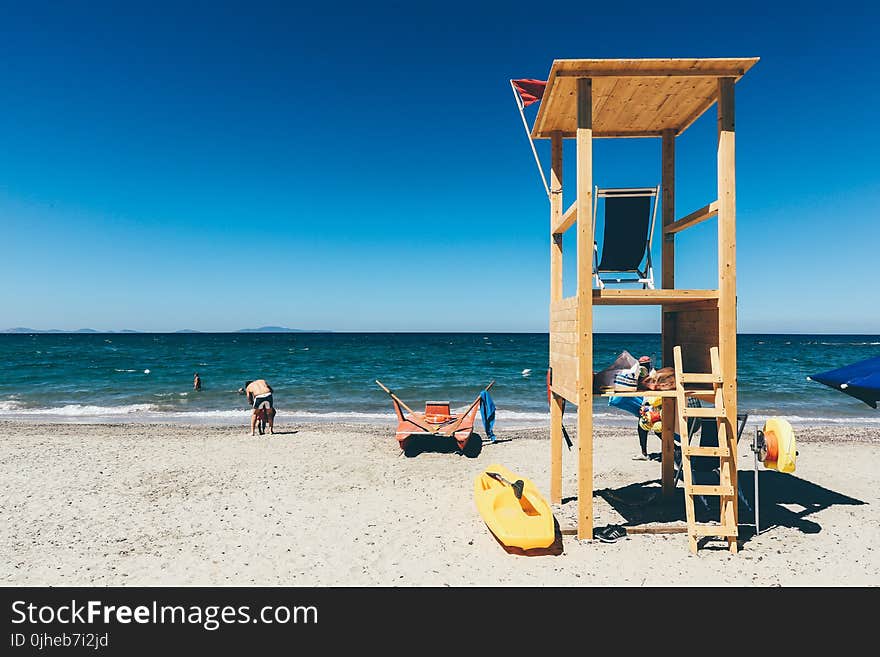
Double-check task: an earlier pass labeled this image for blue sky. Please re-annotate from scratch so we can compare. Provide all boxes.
[0,1,877,332]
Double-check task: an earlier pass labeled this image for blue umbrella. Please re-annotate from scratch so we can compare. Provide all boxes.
[808,356,880,409]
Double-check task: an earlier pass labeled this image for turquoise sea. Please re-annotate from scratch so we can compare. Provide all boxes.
[0,333,877,427]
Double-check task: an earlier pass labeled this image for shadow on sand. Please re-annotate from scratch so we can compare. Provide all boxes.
[592,469,865,548]
[402,432,483,458]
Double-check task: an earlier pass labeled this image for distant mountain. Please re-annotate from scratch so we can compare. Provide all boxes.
[2,327,103,333]
[237,326,329,333]
[2,326,331,334]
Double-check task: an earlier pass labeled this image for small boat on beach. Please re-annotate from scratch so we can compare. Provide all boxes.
[375,380,494,454]
[474,464,555,550]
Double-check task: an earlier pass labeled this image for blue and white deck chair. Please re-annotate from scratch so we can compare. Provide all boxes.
[592,186,660,290]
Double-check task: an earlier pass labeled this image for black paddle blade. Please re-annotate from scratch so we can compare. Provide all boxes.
[486,472,524,499]
[512,480,524,499]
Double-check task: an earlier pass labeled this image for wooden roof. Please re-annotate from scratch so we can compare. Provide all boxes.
[530,58,759,139]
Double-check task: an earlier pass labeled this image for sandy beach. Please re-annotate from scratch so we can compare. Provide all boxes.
[1,419,877,587]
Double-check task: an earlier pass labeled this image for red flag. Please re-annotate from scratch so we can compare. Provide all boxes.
[511,79,547,107]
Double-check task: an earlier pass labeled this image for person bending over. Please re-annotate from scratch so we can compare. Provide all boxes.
[239,379,276,436]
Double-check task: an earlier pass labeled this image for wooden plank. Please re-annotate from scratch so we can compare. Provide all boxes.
[550,133,564,301]
[664,201,719,235]
[550,340,579,358]
[550,394,564,504]
[550,296,578,311]
[717,77,738,555]
[550,319,577,333]
[550,331,578,344]
[551,382,578,405]
[623,525,689,535]
[661,300,718,313]
[593,289,718,305]
[576,77,594,542]
[661,130,675,289]
[679,373,723,384]
[693,524,738,537]
[550,132,563,506]
[550,352,579,367]
[681,407,725,418]
[660,129,675,499]
[682,446,730,457]
[553,202,578,235]
[550,305,577,319]
[531,59,759,139]
[556,68,747,78]
[676,93,718,136]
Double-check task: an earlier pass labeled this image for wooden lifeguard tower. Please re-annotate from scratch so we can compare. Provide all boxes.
[529,58,759,553]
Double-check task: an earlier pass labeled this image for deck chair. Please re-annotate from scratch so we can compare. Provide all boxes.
[592,186,660,289]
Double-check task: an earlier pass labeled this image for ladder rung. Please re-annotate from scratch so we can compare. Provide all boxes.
[679,373,723,384]
[681,407,725,418]
[682,446,730,457]
[688,485,735,497]
[693,523,738,537]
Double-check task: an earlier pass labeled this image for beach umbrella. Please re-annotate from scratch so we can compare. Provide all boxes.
[807,356,880,408]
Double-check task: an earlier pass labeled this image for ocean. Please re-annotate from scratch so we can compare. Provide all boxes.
[0,333,877,428]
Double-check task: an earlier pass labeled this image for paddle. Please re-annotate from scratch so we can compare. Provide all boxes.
[486,471,524,499]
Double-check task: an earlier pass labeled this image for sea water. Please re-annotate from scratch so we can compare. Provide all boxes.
[0,332,877,427]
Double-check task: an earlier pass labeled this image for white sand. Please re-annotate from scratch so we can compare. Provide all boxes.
[1,420,878,586]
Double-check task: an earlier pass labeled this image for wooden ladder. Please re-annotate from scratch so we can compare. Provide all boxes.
[673,345,738,554]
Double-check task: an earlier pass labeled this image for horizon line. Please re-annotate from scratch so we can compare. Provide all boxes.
[2,329,878,336]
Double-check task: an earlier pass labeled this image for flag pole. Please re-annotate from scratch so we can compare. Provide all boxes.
[511,80,550,200]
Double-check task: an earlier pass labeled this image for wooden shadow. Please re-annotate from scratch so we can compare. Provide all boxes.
[403,432,483,458]
[737,470,865,537]
[594,470,866,545]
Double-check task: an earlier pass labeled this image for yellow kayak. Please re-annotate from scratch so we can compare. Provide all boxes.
[474,464,555,550]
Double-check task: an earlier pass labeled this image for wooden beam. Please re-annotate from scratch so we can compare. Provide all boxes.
[593,289,718,306]
[664,201,719,235]
[553,202,577,235]
[556,69,745,78]
[676,94,719,136]
[550,132,564,505]
[661,129,675,498]
[595,130,664,138]
[576,77,594,541]
[550,133,564,301]
[717,77,738,555]
[539,131,663,139]
[623,525,689,535]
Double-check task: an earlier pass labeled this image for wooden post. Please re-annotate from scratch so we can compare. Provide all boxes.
[660,129,676,497]
[717,77,738,553]
[576,78,594,541]
[550,132,564,504]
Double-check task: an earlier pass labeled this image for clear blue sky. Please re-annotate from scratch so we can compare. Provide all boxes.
[1,1,877,333]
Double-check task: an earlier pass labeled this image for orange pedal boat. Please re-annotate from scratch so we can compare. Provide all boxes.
[376,380,495,453]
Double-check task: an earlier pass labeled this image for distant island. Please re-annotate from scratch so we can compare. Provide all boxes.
[2,326,331,334]
[236,326,328,333]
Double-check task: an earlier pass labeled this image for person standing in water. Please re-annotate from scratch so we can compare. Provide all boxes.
[193,372,202,391]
